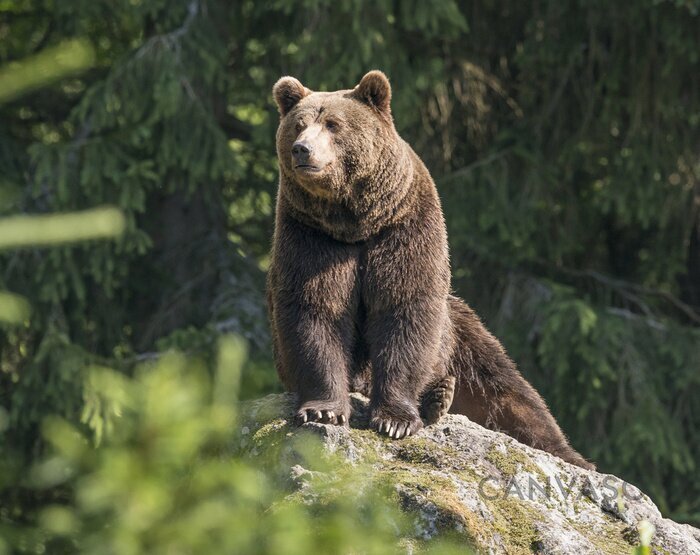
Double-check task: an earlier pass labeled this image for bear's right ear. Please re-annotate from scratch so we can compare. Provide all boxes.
[272,76,309,116]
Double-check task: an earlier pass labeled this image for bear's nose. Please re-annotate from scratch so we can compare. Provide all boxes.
[292,141,312,164]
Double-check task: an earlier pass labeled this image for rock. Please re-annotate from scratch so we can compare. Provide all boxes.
[238,393,700,554]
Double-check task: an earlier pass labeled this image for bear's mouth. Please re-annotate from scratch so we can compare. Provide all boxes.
[294,164,323,173]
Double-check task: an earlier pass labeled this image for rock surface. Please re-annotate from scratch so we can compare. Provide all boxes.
[238,393,700,554]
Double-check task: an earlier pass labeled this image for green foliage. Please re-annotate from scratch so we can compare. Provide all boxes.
[0,339,465,554]
[0,0,699,542]
[533,285,699,514]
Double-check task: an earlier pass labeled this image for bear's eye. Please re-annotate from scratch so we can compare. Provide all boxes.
[295,121,306,133]
[325,120,339,131]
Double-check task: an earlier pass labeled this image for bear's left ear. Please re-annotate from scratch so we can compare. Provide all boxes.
[272,76,310,116]
[353,70,392,117]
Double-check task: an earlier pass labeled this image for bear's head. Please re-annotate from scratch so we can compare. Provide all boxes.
[272,70,400,200]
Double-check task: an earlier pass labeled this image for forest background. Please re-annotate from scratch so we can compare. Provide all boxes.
[0,1,699,551]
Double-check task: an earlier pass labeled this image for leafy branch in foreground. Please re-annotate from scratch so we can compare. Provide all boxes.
[1,337,465,555]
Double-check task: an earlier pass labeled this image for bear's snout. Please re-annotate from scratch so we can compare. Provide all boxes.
[290,123,333,175]
[292,141,312,165]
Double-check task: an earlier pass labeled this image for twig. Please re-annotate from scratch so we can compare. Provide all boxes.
[440,148,512,182]
[136,0,200,59]
[553,265,700,326]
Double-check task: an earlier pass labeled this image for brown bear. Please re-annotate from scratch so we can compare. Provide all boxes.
[267,70,594,470]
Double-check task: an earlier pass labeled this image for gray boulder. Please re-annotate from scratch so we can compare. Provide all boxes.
[238,393,700,554]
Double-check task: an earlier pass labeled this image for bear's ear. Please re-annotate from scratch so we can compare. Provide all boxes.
[272,76,309,116]
[353,70,392,116]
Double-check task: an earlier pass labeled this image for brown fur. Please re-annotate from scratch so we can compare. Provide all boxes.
[267,71,594,469]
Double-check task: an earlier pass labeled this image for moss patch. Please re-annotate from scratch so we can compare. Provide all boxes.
[251,418,288,443]
[346,428,386,463]
[385,463,546,554]
[569,513,636,555]
[384,468,478,544]
[486,442,548,484]
[485,494,543,553]
[244,418,296,470]
[394,437,465,469]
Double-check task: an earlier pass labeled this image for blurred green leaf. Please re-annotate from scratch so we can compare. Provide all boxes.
[0,39,95,104]
[0,206,125,249]
[0,290,30,324]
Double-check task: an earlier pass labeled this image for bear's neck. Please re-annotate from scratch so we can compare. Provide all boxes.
[280,140,420,243]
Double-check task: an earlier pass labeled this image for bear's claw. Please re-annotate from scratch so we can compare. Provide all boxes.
[370,405,423,439]
[294,400,350,427]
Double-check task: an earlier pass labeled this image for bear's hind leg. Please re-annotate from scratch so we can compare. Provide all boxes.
[420,375,456,424]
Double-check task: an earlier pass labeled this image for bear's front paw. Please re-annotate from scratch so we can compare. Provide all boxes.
[294,399,351,427]
[370,403,423,439]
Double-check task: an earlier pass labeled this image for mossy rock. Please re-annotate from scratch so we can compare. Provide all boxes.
[238,393,700,554]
